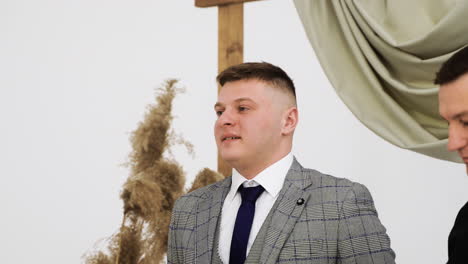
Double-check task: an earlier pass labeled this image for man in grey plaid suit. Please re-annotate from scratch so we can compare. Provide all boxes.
[168,62,395,264]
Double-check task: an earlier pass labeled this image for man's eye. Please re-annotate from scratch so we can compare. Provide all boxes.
[216,110,223,116]
[456,118,468,127]
[239,106,248,112]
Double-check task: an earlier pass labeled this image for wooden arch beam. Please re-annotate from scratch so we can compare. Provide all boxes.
[195,0,264,8]
[195,0,265,177]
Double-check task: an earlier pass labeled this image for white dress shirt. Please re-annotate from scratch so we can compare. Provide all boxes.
[218,153,293,264]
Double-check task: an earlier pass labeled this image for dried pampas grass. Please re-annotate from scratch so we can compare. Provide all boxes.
[187,168,224,193]
[85,79,223,264]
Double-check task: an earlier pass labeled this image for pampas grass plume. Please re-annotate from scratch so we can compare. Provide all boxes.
[121,173,163,219]
[129,79,177,174]
[86,79,226,264]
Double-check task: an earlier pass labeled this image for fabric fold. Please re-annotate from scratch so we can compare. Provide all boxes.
[294,0,468,162]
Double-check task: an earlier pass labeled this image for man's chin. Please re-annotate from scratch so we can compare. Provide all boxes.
[220,152,247,168]
[219,152,239,164]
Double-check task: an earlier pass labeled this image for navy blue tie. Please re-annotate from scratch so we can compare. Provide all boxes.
[229,184,265,264]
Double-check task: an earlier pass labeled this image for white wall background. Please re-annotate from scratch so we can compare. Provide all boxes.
[1,1,467,263]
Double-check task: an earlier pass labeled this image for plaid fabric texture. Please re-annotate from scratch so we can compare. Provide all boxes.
[168,158,395,264]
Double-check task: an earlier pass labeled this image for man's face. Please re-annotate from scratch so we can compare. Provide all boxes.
[439,73,468,173]
[214,79,291,173]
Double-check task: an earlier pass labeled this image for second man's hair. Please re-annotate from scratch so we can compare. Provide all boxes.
[435,46,468,85]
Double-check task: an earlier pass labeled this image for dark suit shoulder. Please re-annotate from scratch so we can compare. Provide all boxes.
[448,201,468,263]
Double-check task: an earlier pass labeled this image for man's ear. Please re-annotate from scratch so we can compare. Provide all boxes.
[281,107,298,135]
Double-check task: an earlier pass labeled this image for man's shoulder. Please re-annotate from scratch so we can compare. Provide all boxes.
[298,164,359,186]
[298,166,378,218]
[298,165,370,197]
[173,177,230,209]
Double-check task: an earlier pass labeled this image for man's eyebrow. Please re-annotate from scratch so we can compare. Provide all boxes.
[453,111,468,120]
[214,98,256,109]
[234,97,255,104]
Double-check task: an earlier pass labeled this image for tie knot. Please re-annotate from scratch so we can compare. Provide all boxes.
[239,184,265,203]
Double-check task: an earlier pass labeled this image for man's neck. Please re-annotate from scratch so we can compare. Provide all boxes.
[235,152,292,179]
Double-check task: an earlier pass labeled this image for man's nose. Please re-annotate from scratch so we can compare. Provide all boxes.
[447,124,467,152]
[218,109,235,126]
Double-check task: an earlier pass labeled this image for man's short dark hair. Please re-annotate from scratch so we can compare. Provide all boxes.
[216,62,296,102]
[435,46,468,85]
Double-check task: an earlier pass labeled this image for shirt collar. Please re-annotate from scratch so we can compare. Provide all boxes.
[227,153,293,202]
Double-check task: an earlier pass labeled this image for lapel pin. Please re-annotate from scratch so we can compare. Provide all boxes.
[296,198,305,205]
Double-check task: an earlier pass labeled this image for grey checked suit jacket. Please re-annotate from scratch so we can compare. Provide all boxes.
[168,159,395,263]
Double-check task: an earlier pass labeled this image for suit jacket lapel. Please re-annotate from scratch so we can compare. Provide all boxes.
[194,177,231,264]
[246,158,313,264]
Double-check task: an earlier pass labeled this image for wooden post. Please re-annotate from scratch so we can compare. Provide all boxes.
[216,3,243,177]
[195,0,264,177]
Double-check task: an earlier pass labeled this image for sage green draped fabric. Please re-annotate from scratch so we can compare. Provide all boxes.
[294,0,468,162]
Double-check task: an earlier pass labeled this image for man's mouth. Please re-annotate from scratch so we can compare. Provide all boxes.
[222,136,241,142]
